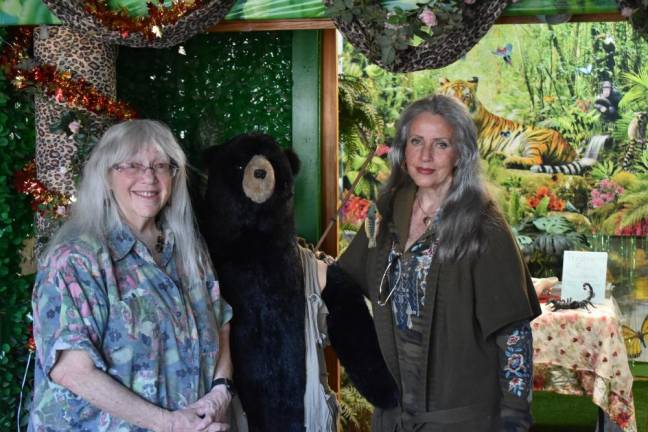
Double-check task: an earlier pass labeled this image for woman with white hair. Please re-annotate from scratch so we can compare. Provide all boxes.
[29,120,233,431]
[322,94,541,431]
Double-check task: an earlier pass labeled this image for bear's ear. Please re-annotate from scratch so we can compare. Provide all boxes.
[284,149,301,176]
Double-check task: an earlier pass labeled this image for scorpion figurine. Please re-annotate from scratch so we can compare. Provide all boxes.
[547,282,596,312]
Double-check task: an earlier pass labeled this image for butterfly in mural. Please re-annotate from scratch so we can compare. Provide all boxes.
[493,43,513,65]
[622,315,648,358]
[576,64,593,75]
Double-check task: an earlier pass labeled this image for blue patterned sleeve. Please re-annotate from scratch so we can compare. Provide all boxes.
[207,275,233,327]
[32,246,109,377]
[496,319,533,431]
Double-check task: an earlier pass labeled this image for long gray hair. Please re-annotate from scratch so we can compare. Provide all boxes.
[383,94,501,262]
[44,119,211,282]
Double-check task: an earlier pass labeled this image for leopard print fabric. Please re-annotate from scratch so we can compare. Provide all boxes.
[34,26,116,196]
[40,0,237,48]
[324,0,509,73]
[33,26,116,248]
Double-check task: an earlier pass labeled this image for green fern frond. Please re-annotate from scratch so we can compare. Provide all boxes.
[633,149,648,174]
[339,386,373,432]
[612,113,633,144]
[620,69,648,110]
[590,160,620,181]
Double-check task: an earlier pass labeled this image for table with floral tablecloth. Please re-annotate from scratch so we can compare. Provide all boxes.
[532,299,637,432]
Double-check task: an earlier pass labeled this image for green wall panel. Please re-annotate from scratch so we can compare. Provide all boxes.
[117,31,293,163]
[116,31,324,240]
[292,30,321,243]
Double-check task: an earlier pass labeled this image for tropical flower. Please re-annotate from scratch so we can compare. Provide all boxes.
[418,8,438,27]
[527,186,566,211]
[68,120,81,134]
[590,179,624,209]
[616,218,648,236]
[374,144,391,157]
[342,194,371,225]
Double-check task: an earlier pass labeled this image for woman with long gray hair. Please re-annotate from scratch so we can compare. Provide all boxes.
[321,94,541,431]
[29,120,234,432]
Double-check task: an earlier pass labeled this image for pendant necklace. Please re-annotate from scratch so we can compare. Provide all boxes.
[416,195,435,227]
[155,231,165,254]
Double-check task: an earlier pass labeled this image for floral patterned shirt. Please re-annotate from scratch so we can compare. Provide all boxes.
[28,225,232,432]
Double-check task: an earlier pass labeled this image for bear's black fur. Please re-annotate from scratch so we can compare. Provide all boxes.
[321,264,399,409]
[200,133,399,431]
[201,134,305,432]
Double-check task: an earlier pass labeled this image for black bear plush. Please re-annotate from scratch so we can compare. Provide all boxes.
[200,133,398,431]
[201,134,305,432]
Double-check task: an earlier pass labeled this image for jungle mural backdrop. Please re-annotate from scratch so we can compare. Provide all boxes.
[339,21,648,362]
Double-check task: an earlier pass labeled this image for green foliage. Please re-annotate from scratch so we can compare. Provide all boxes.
[542,105,603,154]
[505,189,525,226]
[49,110,99,184]
[345,153,390,200]
[339,369,373,431]
[326,0,468,66]
[0,28,36,430]
[619,67,648,112]
[616,177,648,229]
[513,215,588,277]
[633,148,648,173]
[590,160,620,180]
[338,73,391,201]
[338,74,383,162]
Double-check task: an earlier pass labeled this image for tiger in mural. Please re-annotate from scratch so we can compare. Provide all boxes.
[437,78,578,170]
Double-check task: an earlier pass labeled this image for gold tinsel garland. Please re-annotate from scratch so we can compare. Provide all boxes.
[83,0,211,40]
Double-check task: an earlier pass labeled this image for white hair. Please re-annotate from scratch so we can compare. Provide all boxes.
[44,119,211,282]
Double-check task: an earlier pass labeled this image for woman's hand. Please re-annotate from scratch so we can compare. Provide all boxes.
[163,407,213,432]
[317,259,329,292]
[186,386,231,430]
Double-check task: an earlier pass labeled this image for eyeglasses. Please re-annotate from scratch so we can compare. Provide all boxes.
[112,162,178,178]
[377,247,402,307]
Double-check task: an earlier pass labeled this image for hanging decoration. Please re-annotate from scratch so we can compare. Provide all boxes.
[0,27,136,120]
[14,161,73,220]
[324,0,509,73]
[40,0,237,48]
[82,0,211,41]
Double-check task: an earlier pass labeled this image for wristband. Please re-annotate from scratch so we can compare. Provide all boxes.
[211,377,235,396]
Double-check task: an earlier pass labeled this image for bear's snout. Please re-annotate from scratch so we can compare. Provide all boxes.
[243,155,275,204]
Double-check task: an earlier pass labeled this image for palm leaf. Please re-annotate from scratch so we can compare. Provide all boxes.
[620,69,648,110]
[533,216,571,234]
[620,202,648,228]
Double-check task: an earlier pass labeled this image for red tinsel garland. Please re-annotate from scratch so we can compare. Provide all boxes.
[1,27,140,217]
[13,162,72,219]
[0,27,137,119]
[83,0,211,40]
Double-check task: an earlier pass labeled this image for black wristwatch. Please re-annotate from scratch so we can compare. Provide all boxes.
[211,377,235,396]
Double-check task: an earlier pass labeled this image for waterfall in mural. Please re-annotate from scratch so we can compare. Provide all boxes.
[580,135,610,166]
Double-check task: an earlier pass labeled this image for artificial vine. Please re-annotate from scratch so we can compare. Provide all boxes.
[0,28,37,430]
[326,0,477,67]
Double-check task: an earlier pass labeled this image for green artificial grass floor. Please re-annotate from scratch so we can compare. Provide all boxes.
[531,380,648,431]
